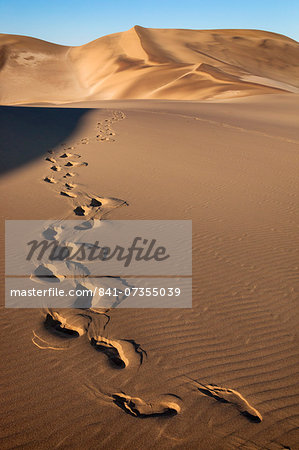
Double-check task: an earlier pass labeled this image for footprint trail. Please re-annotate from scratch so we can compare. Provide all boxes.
[42,110,127,219]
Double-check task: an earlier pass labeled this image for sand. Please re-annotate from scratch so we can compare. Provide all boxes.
[0,27,299,450]
[1,26,299,104]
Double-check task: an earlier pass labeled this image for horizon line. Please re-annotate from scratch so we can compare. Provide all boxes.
[1,25,298,47]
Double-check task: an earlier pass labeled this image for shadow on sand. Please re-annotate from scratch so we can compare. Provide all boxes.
[0,106,92,175]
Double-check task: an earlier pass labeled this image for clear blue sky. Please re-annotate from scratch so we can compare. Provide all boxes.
[0,0,298,45]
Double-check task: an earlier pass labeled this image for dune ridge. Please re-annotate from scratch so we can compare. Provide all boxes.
[1,26,299,104]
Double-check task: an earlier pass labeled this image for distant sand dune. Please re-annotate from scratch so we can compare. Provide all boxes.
[1,26,299,104]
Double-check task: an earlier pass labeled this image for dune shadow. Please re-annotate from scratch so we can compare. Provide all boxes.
[0,106,92,175]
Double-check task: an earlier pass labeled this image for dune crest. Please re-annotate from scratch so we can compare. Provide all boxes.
[0,26,299,104]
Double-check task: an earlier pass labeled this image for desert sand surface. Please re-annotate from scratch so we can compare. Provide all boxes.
[0,91,298,448]
[1,26,299,105]
[1,25,299,449]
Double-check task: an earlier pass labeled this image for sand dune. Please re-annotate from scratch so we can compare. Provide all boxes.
[1,26,299,104]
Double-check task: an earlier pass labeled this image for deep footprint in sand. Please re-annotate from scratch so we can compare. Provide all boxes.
[192,381,262,423]
[88,328,147,369]
[42,226,62,240]
[44,176,56,184]
[45,157,56,163]
[97,136,111,142]
[60,191,77,198]
[51,165,61,172]
[90,197,102,207]
[64,172,75,178]
[65,183,76,189]
[60,152,81,159]
[65,161,88,167]
[89,336,129,368]
[112,393,181,417]
[44,310,90,338]
[89,196,128,209]
[31,263,65,282]
[74,205,91,216]
[89,196,129,219]
[73,219,100,230]
[73,197,127,218]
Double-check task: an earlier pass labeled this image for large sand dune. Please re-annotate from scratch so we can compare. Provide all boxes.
[1,26,299,104]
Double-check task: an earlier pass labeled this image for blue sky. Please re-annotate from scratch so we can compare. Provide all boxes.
[0,0,298,45]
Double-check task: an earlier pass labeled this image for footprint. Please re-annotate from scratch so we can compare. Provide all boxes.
[72,280,96,308]
[97,136,110,142]
[73,219,98,230]
[60,191,77,198]
[42,226,62,240]
[89,336,129,368]
[32,264,65,282]
[89,196,127,209]
[60,152,81,159]
[44,310,90,338]
[45,157,56,163]
[112,393,181,417]
[88,324,146,368]
[65,183,76,189]
[65,161,88,167]
[51,165,61,172]
[44,176,56,184]
[90,197,102,207]
[64,172,75,178]
[74,205,90,216]
[193,381,262,423]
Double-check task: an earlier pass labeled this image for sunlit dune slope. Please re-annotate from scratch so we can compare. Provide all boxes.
[1,26,299,104]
